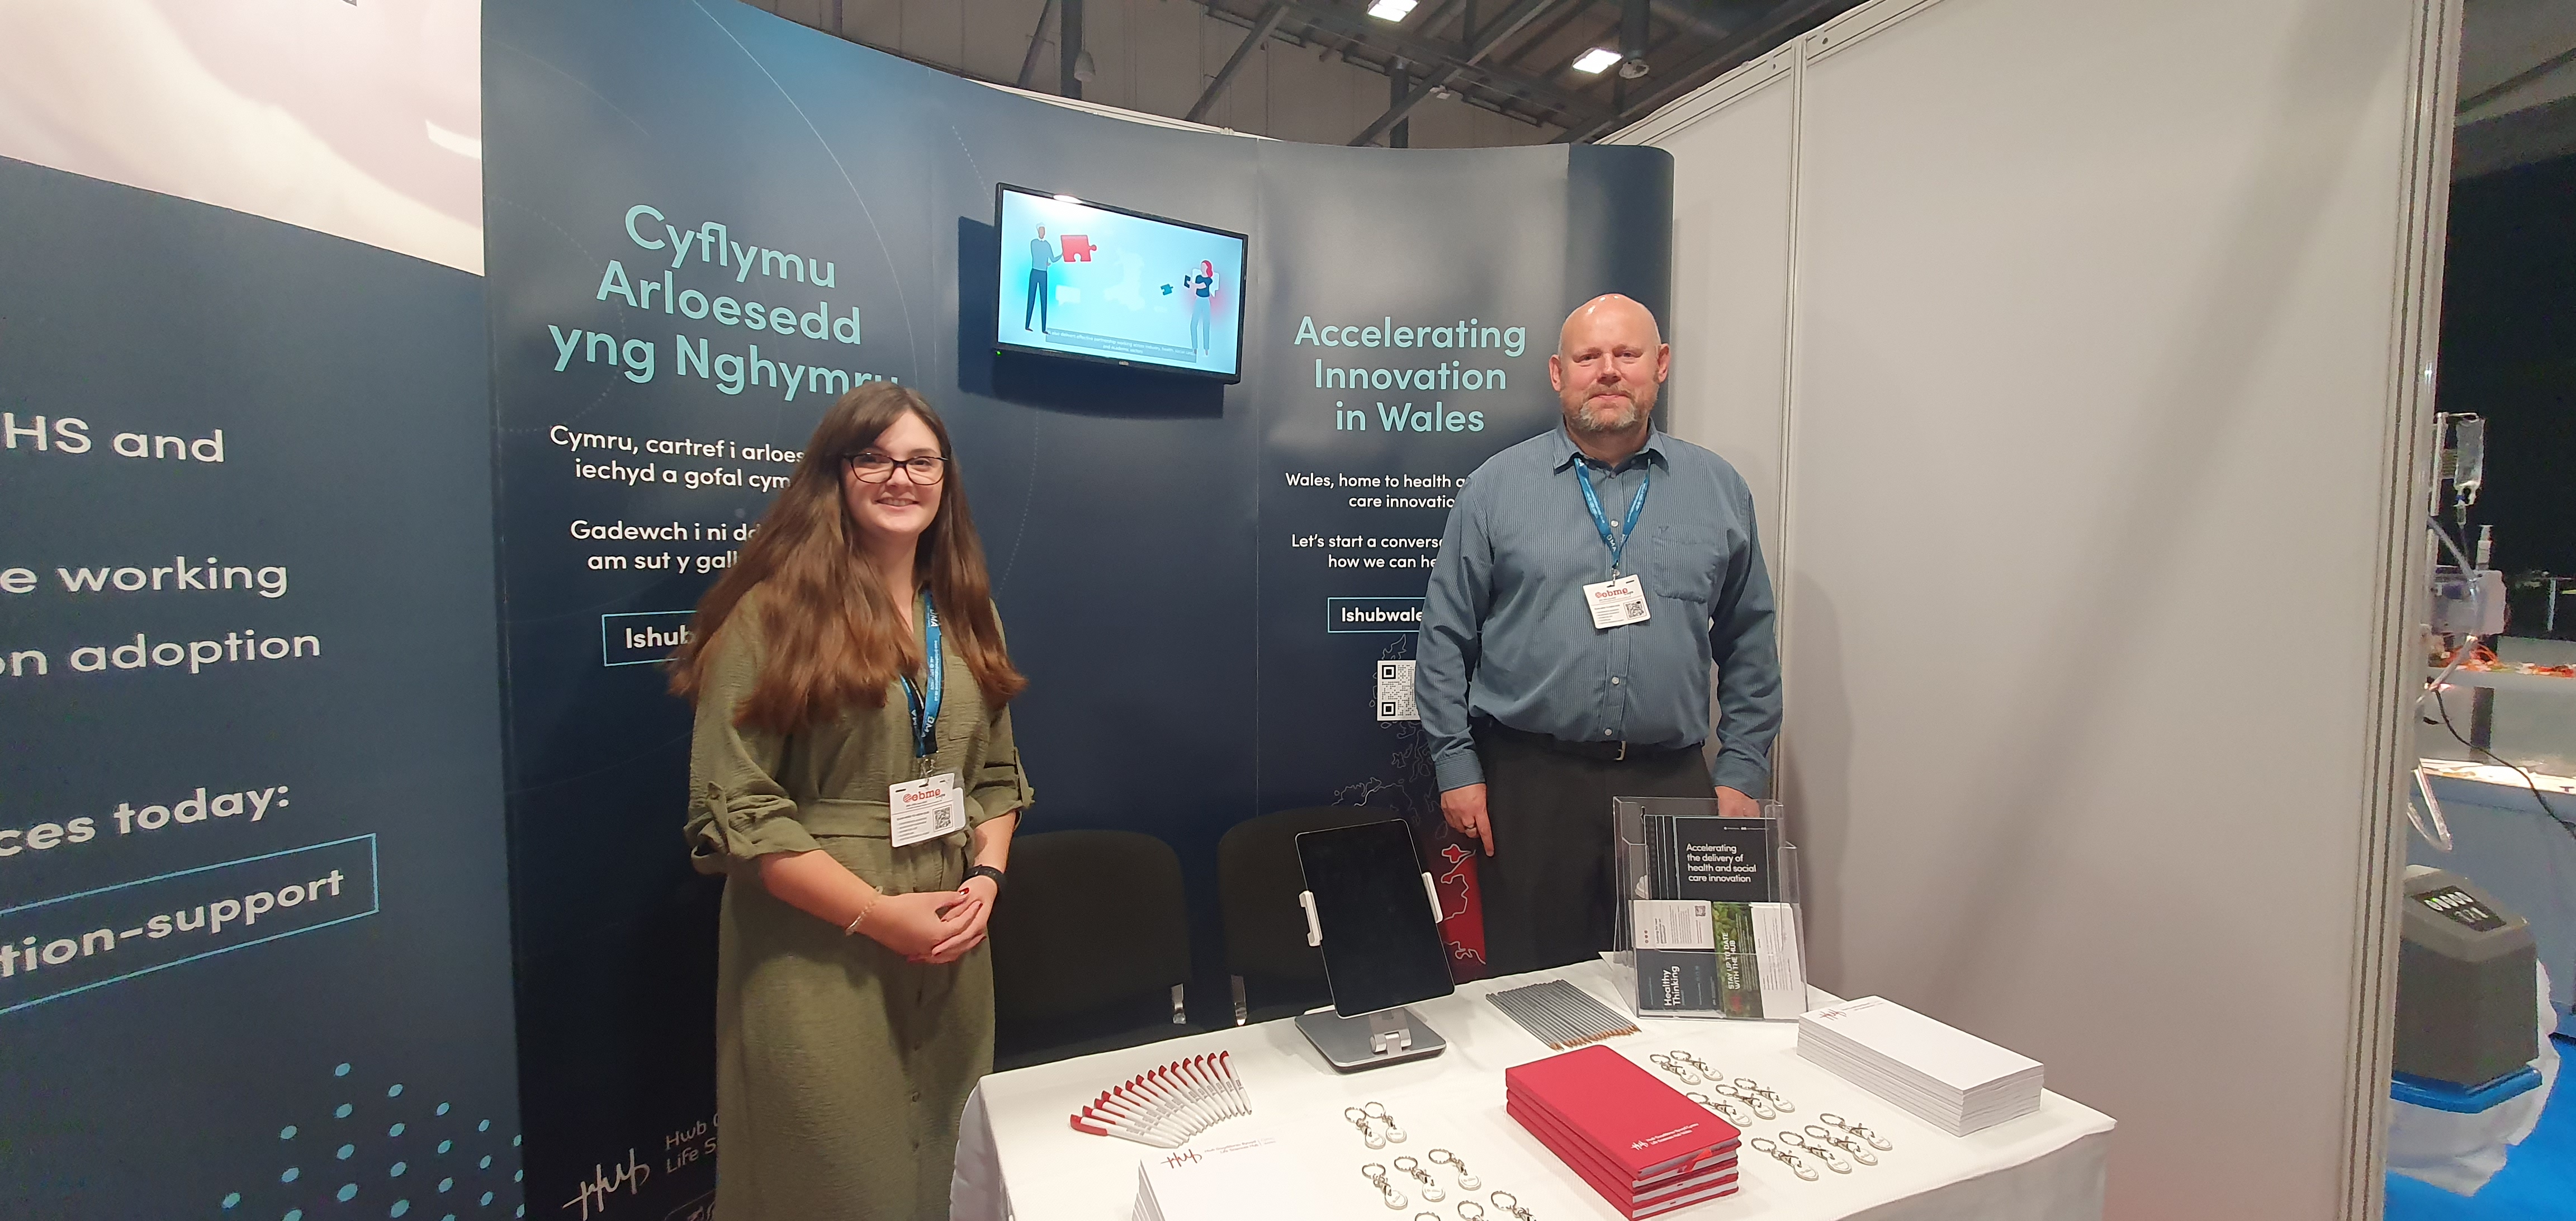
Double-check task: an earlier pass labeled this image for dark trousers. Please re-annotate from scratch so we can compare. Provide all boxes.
[1475,726,1714,977]
[1024,270,1049,330]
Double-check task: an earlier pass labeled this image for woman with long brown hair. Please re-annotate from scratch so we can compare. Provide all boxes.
[671,383,1030,1221]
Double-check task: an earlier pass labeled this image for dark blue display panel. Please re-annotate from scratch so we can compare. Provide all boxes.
[484,3,1666,1213]
[0,158,523,1219]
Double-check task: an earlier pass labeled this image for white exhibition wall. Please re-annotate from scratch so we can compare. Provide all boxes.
[1616,0,2461,1218]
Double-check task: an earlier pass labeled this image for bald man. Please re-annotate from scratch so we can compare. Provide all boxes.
[1414,295,1781,976]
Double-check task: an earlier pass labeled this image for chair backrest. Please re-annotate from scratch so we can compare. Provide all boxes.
[1216,806,1393,986]
[989,829,1191,1024]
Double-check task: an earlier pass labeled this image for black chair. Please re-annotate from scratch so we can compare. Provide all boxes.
[1215,806,1392,1025]
[988,830,1194,1070]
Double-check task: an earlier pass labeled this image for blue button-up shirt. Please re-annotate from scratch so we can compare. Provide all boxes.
[1415,425,1780,796]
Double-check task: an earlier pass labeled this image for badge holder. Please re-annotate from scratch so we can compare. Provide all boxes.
[1288,820,1455,1071]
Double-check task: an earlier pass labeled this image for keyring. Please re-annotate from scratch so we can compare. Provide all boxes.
[1649,1053,1702,1085]
[1685,1090,1741,1120]
[1455,1203,1487,1221]
[1365,1100,1408,1143]
[1392,1156,1442,1201]
[1428,1148,1481,1191]
[1737,1077,1794,1114]
[1714,1083,1775,1120]
[1347,1106,1388,1149]
[1820,1113,1894,1151]
[1780,1130,1850,1174]
[1489,1189,1535,1221]
[1807,1123,1878,1166]
[1748,1137,1819,1182]
[1360,1163,1407,1210]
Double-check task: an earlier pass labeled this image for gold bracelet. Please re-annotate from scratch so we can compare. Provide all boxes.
[845,893,883,937]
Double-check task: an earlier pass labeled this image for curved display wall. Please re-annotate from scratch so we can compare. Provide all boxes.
[485,2,1665,1214]
[0,3,1667,1217]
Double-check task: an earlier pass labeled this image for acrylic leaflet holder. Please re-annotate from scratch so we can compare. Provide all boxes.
[1611,797,1808,1021]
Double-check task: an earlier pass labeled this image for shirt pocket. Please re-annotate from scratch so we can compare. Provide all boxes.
[1650,526,1722,604]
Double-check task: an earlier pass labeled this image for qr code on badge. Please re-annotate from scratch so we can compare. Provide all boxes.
[1375,660,1418,722]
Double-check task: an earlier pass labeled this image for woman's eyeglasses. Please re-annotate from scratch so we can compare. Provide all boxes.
[843,452,946,484]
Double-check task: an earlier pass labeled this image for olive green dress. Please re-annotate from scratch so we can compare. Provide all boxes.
[685,589,1033,1221]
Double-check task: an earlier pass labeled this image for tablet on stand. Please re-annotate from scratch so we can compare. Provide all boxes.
[1291,819,1455,1071]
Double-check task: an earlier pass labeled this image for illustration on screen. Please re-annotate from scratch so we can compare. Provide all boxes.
[994,185,1246,381]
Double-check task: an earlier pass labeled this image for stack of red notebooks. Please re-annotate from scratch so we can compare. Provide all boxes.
[1504,1046,1741,1218]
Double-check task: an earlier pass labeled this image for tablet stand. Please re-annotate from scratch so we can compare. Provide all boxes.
[1292,870,1450,1072]
[1292,1006,1447,1071]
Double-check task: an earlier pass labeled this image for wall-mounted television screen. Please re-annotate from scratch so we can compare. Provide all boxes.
[994,184,1246,381]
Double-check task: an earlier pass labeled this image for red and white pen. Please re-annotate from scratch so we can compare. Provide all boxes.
[1069,1105,1183,1147]
[1066,1056,1257,1147]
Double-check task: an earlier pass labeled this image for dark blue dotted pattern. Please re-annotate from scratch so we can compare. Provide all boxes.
[220,1059,522,1219]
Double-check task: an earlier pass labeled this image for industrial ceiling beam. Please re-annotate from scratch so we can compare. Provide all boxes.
[1390,60,1412,147]
[1620,0,1651,76]
[1553,0,1845,143]
[1348,0,1569,146]
[1059,0,1085,100]
[2460,42,2576,114]
[1187,0,1290,123]
[1491,0,1600,73]
[1015,0,1058,89]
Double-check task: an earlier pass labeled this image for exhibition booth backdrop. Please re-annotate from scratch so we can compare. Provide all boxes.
[0,1,2472,1218]
[2,2,1665,1217]
[486,2,1664,1211]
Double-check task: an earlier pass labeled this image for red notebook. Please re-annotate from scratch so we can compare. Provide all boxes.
[1511,1097,1741,1218]
[1509,1087,1737,1186]
[1508,1096,1737,1203]
[1504,1046,1741,1180]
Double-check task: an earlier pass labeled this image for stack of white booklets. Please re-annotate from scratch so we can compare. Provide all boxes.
[1131,1137,1299,1221]
[1797,996,2044,1136]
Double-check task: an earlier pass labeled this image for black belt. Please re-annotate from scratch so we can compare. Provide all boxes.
[1478,721,1701,763]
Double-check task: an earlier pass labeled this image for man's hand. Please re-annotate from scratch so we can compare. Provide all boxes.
[1442,783,1494,856]
[1714,785,1761,820]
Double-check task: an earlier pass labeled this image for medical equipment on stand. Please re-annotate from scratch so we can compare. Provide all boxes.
[2413,413,2507,853]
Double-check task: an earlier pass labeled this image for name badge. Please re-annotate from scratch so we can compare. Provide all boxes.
[889,772,965,848]
[1583,574,1651,629]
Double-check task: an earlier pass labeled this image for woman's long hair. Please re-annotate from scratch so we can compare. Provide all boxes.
[669,384,1026,731]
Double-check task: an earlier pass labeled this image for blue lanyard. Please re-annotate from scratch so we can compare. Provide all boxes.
[899,591,942,759]
[1574,460,1650,574]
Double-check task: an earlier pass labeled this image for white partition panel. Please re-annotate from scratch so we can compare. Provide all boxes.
[1647,54,1800,553]
[1617,0,2460,1217]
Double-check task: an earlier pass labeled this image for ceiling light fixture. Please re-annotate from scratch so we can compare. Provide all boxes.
[1367,0,1419,21]
[1571,47,1622,74]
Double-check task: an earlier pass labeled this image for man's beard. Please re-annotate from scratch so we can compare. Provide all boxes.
[1568,391,1649,434]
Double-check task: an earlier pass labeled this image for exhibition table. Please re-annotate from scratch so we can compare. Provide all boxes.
[954,960,2113,1220]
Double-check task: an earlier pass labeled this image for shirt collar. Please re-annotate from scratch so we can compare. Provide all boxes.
[1551,423,1668,474]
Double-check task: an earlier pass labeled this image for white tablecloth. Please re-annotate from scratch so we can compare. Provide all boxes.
[954,961,2112,1221]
